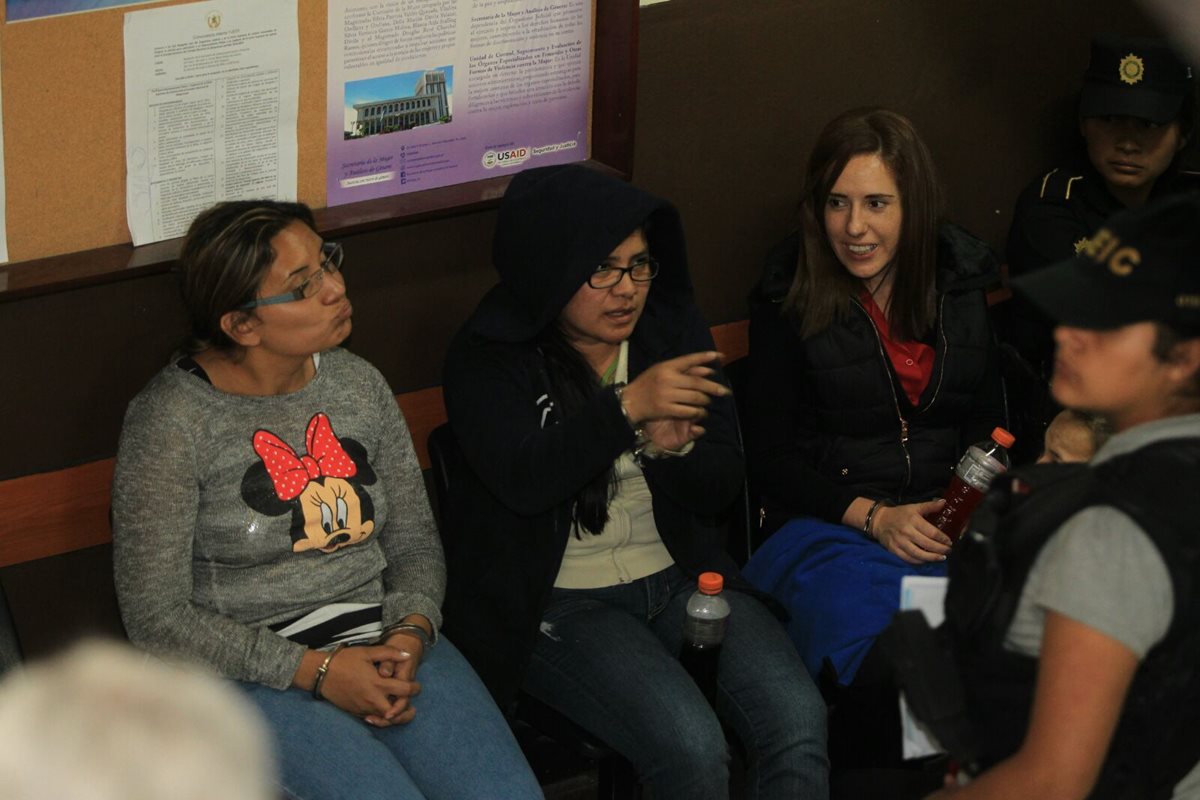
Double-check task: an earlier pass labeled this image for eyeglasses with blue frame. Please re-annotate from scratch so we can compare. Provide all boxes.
[238,242,344,310]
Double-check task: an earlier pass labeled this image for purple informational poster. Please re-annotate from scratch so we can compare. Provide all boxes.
[7,0,154,22]
[326,0,592,206]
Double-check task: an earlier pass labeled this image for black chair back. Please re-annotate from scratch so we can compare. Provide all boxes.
[722,356,765,562]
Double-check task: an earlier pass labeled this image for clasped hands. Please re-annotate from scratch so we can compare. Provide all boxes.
[304,628,427,727]
[618,351,730,452]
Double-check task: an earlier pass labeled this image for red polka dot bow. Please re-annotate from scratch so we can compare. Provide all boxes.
[252,413,359,501]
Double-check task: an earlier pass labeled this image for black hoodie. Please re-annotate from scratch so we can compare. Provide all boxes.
[441,165,747,707]
[468,163,695,342]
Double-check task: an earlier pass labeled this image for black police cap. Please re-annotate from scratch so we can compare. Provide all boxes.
[1013,191,1200,334]
[1079,34,1193,124]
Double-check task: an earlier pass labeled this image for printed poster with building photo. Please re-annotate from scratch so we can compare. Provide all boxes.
[6,0,154,21]
[326,0,592,206]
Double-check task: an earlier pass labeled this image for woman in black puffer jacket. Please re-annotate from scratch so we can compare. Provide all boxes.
[742,108,1005,695]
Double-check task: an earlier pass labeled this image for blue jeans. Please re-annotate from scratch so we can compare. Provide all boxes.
[237,637,543,800]
[523,565,828,800]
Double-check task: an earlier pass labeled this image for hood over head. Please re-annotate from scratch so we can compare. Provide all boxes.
[469,164,693,342]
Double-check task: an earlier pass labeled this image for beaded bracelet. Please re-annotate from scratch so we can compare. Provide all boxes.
[311,644,345,700]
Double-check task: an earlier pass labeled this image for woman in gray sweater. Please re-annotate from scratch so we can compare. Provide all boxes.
[111,200,541,800]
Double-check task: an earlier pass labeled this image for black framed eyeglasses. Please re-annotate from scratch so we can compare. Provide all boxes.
[588,256,659,289]
[238,242,344,310]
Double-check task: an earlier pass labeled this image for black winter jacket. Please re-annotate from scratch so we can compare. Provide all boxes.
[441,166,747,708]
[746,224,1005,530]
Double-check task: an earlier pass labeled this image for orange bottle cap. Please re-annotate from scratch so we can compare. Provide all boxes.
[991,427,1016,448]
[698,572,724,594]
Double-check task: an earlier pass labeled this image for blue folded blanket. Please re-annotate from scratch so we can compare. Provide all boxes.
[743,517,946,685]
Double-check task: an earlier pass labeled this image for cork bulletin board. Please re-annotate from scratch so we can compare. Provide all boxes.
[0,0,633,289]
[1,0,328,263]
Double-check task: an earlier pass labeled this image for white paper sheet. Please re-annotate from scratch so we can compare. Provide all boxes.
[899,575,949,760]
[124,0,299,245]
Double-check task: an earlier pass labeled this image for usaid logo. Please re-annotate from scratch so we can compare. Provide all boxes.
[481,147,530,169]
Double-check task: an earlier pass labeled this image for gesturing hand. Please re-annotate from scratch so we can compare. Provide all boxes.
[870,500,953,564]
[318,645,422,727]
[620,351,729,430]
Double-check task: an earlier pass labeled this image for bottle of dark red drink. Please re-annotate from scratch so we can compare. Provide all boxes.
[925,427,1015,542]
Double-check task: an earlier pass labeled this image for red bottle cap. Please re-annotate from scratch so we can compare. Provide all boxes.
[698,572,724,594]
[991,427,1016,448]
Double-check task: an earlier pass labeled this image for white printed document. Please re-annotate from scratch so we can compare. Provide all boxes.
[326,0,592,206]
[899,575,949,760]
[124,0,299,245]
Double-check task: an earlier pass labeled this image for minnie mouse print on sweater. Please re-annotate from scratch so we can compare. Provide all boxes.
[241,412,378,553]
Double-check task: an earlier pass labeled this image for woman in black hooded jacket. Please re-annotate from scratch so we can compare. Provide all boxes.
[442,164,828,799]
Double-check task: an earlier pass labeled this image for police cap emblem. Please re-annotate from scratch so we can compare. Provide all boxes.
[1119,53,1145,85]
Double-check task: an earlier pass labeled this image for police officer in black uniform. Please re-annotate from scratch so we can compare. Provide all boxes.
[909,192,1200,800]
[1002,35,1196,458]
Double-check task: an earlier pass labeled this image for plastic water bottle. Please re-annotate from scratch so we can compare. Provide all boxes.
[925,427,1015,542]
[680,572,730,705]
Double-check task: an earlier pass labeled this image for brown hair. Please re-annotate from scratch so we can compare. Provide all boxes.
[177,200,317,354]
[783,107,944,341]
[1152,322,1200,398]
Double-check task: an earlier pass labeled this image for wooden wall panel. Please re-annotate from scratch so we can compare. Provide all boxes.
[632,0,1159,325]
[0,0,1164,483]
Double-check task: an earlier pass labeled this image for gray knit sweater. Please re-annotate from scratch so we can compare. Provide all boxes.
[112,348,444,690]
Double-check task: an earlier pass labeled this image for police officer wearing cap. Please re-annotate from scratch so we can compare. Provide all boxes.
[923,192,1200,798]
[1004,35,1196,397]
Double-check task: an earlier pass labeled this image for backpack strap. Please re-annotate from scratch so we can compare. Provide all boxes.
[946,462,1095,647]
[882,462,1095,772]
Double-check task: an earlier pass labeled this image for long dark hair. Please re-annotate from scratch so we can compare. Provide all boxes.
[533,219,657,535]
[783,107,943,341]
[535,324,615,536]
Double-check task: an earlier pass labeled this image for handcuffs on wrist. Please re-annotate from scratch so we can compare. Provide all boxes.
[613,384,650,460]
[863,499,893,539]
[311,644,345,700]
[379,621,436,659]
